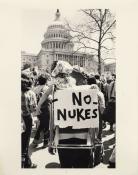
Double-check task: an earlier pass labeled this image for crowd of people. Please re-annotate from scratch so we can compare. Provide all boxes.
[21,60,116,168]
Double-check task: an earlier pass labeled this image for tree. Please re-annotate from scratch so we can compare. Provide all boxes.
[66,9,116,75]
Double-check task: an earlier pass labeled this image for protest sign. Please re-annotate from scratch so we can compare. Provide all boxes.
[53,85,99,129]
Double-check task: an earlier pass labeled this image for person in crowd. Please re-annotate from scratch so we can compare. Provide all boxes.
[108,146,115,168]
[108,124,116,168]
[33,74,49,103]
[112,73,116,82]
[21,73,37,168]
[102,73,116,131]
[104,77,113,106]
[108,105,116,168]
[87,77,105,142]
[95,74,104,93]
[108,74,116,131]
[30,67,39,87]
[99,74,107,129]
[31,74,50,148]
[100,74,106,85]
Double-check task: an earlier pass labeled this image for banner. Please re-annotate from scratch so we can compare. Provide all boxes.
[53,85,99,129]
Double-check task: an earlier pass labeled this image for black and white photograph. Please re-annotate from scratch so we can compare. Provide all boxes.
[21,8,116,168]
[0,0,138,174]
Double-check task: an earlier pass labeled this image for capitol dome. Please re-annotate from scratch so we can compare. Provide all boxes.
[41,9,74,52]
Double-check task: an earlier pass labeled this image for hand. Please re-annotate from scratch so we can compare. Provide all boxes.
[48,146,56,155]
[36,106,41,115]
[90,84,98,89]
[21,121,26,133]
[47,95,53,103]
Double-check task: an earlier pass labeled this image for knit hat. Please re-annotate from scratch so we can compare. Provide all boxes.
[51,61,73,77]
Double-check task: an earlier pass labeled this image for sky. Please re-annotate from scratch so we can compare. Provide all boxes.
[21,8,82,54]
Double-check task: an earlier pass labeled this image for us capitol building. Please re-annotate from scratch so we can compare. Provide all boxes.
[21,9,105,74]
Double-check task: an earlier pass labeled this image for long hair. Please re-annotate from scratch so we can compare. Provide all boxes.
[21,73,32,92]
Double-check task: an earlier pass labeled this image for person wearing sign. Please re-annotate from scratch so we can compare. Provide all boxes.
[50,61,90,168]
[37,61,103,168]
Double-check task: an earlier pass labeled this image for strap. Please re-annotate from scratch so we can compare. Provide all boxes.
[110,82,115,99]
[40,85,44,94]
[49,85,55,147]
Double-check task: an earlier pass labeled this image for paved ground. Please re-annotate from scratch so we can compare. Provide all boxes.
[29,123,115,169]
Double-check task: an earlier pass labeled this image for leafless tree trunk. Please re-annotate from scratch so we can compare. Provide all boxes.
[66,9,116,75]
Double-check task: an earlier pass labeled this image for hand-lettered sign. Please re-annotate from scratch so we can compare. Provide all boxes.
[53,85,99,129]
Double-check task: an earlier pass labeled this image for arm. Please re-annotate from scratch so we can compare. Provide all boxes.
[90,84,105,114]
[29,91,37,113]
[36,85,53,114]
[98,91,105,114]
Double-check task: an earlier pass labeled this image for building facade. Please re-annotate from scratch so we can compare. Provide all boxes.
[22,9,105,74]
[104,62,116,74]
[21,51,38,69]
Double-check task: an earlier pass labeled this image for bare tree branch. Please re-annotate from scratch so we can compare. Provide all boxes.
[101,9,108,23]
[101,20,116,39]
[65,9,116,74]
[81,9,101,28]
[67,25,99,44]
[74,40,98,51]
[101,36,116,44]
[71,47,86,55]
[101,45,115,50]
[89,29,101,34]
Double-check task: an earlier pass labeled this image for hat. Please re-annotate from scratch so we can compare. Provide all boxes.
[87,77,97,85]
[51,61,73,77]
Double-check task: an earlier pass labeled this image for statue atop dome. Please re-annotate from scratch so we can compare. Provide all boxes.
[55,9,61,21]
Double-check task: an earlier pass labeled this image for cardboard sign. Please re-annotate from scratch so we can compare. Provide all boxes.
[53,85,99,129]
